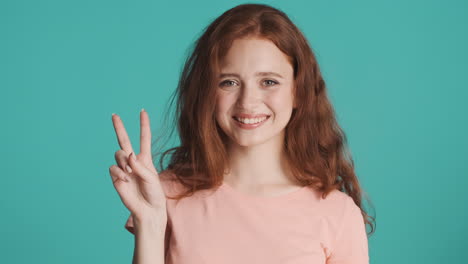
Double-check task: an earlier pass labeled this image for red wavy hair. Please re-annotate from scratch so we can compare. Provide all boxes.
[153,3,376,236]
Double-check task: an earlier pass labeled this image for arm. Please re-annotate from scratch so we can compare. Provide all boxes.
[132,214,167,264]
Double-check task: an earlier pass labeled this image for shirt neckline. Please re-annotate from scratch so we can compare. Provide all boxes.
[220,181,310,201]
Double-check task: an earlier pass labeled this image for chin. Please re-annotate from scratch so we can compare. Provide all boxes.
[229,135,273,148]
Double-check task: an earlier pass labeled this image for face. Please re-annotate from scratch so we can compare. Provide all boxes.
[215,37,296,148]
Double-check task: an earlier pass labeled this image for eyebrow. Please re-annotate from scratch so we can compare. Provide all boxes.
[219,71,284,79]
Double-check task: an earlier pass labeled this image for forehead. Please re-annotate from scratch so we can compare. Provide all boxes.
[219,38,293,76]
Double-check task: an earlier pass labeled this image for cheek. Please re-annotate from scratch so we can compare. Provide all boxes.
[215,93,234,113]
[267,89,294,109]
[215,95,232,123]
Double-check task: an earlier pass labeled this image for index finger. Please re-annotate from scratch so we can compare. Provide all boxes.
[111,113,135,155]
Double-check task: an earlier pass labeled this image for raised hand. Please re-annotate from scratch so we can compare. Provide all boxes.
[109,109,167,224]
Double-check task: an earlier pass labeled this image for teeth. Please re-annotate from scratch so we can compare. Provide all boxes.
[235,116,268,124]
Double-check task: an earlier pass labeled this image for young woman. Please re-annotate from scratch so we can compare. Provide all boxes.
[110,3,375,264]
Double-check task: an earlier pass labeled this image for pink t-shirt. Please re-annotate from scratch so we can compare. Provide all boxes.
[125,175,369,264]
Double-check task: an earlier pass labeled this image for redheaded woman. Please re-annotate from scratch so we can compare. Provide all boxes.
[110,3,375,264]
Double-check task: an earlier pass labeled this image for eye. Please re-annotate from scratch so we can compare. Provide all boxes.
[219,80,237,87]
[263,79,279,86]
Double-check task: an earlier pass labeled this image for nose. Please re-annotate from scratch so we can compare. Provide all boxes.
[236,83,262,108]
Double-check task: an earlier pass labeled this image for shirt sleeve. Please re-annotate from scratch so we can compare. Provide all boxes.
[326,196,369,264]
[124,213,135,234]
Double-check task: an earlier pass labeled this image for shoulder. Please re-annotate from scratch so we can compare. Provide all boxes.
[318,190,369,261]
[318,189,356,212]
[315,189,362,230]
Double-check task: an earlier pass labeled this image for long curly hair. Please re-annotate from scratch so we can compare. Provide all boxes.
[152,3,376,236]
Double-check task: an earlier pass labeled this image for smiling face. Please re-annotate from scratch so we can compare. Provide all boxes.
[215,37,296,148]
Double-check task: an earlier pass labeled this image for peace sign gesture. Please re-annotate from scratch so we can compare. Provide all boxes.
[109,109,167,225]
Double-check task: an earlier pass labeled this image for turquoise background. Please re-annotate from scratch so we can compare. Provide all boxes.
[2,0,467,263]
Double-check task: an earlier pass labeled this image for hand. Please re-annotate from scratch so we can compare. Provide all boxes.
[109,109,167,223]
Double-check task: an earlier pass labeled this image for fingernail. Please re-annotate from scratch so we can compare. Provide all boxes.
[125,165,132,173]
[130,152,137,161]
[141,108,145,113]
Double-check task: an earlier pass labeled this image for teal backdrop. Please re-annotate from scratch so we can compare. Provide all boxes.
[1,0,467,263]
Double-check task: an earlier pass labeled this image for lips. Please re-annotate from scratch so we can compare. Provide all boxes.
[232,114,270,129]
[232,113,271,119]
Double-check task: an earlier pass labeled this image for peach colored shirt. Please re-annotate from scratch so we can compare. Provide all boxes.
[125,176,369,264]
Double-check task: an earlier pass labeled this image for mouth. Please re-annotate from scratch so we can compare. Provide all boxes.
[232,115,271,125]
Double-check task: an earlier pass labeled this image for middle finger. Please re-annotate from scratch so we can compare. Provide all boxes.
[139,109,151,158]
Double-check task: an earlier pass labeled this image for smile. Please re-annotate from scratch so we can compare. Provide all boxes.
[232,115,271,129]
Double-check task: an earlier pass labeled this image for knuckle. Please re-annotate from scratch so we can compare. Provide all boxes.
[115,150,129,167]
[109,165,117,172]
[110,166,124,177]
[115,149,124,159]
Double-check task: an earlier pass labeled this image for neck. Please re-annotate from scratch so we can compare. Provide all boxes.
[223,133,299,189]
